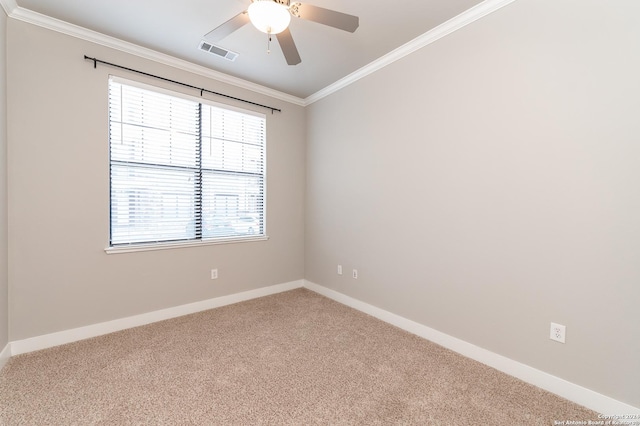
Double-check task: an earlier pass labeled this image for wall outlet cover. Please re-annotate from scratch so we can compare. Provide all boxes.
[550,322,566,343]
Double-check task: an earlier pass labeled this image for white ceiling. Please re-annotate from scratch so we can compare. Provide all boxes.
[5,0,494,100]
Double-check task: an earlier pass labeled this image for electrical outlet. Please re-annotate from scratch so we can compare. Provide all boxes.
[210,269,218,280]
[550,322,566,343]
[352,269,358,279]
[337,265,343,275]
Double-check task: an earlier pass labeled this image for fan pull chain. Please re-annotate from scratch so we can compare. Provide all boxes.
[267,33,272,54]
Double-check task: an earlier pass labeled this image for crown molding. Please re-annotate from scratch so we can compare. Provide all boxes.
[304,0,518,105]
[0,0,17,15]
[2,1,306,107]
[2,0,516,107]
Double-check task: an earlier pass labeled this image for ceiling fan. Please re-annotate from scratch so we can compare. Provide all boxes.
[204,0,359,66]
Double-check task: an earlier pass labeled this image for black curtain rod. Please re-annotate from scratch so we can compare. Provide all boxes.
[84,55,281,114]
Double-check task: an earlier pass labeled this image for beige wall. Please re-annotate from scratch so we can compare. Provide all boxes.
[306,0,640,408]
[0,6,8,350]
[6,20,305,340]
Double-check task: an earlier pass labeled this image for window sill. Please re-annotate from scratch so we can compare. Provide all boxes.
[105,235,269,254]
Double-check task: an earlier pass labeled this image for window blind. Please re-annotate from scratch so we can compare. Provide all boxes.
[109,78,266,246]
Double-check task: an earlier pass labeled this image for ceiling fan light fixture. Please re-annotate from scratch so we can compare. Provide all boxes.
[248,0,291,35]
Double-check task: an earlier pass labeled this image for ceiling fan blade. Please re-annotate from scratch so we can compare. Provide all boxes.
[292,3,359,33]
[204,11,250,42]
[276,28,301,66]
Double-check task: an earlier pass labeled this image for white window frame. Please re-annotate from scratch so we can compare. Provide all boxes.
[105,76,268,254]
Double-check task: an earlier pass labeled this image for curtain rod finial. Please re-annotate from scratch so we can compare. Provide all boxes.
[84,55,97,68]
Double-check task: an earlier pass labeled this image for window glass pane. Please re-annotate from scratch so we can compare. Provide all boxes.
[120,85,198,135]
[110,82,199,168]
[203,138,264,174]
[110,164,198,244]
[202,172,264,238]
[201,104,265,172]
[110,124,199,168]
[202,104,265,145]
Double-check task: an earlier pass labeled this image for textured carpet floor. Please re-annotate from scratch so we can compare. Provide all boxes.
[0,288,598,425]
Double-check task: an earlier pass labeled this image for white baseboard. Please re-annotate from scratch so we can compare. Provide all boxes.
[5,279,638,415]
[0,342,10,370]
[9,280,304,356]
[303,280,639,416]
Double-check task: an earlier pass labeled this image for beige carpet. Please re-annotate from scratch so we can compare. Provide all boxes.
[0,288,598,425]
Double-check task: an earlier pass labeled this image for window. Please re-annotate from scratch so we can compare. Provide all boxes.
[108,77,266,247]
